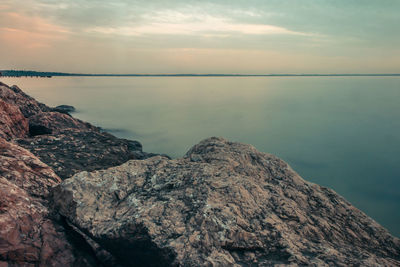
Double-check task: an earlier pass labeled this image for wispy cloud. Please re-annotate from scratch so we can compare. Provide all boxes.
[0,11,70,50]
[86,11,309,37]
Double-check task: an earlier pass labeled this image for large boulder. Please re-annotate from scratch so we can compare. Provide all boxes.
[52,137,400,266]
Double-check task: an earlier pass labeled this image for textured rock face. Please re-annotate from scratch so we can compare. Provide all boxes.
[0,137,60,198]
[53,137,400,266]
[0,137,98,266]
[28,111,96,135]
[0,177,76,266]
[17,129,152,179]
[0,99,29,140]
[0,81,154,179]
[0,82,49,117]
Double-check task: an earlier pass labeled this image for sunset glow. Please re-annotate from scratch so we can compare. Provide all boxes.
[0,0,399,73]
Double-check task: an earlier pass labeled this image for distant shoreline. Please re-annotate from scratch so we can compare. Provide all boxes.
[1,70,400,78]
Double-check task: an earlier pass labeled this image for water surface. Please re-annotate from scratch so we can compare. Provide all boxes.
[2,76,399,236]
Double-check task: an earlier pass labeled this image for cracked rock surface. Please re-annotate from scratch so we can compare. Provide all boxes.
[53,137,400,266]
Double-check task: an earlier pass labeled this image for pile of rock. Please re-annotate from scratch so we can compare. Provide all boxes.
[0,81,399,266]
[0,81,152,266]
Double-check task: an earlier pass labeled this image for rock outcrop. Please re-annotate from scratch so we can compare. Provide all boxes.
[0,81,155,179]
[0,82,50,117]
[52,137,400,266]
[0,81,155,266]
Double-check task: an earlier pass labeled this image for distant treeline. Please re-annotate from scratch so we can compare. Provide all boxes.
[1,70,400,78]
[0,70,79,77]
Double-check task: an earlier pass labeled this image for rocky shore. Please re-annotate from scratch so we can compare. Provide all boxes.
[0,81,399,266]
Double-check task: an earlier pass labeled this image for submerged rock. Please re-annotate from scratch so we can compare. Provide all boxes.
[52,137,400,266]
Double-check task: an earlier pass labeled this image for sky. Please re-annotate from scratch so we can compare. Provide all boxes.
[0,0,399,74]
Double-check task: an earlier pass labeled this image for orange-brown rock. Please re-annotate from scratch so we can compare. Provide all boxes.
[0,137,60,198]
[0,137,99,266]
[0,82,49,117]
[53,137,400,266]
[0,177,76,266]
[0,99,29,140]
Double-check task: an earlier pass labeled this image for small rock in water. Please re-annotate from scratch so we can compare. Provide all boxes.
[53,104,76,114]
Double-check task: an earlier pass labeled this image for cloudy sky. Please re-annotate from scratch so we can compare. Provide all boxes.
[0,0,399,74]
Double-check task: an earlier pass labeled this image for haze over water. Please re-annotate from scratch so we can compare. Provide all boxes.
[2,76,399,236]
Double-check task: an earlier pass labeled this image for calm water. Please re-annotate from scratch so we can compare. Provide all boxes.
[2,76,400,236]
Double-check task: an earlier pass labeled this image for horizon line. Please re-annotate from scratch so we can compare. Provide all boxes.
[1,70,400,77]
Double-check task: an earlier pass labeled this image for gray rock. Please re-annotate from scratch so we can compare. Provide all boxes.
[52,105,76,114]
[17,129,154,179]
[52,137,400,266]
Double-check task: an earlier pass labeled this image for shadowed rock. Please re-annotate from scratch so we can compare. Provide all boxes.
[52,137,400,266]
[17,129,155,179]
[52,105,76,114]
[27,111,98,139]
[0,138,99,266]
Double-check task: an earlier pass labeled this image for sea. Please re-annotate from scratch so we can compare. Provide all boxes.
[2,76,399,237]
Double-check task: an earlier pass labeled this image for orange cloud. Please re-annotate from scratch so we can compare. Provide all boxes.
[86,12,310,37]
[0,12,70,50]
